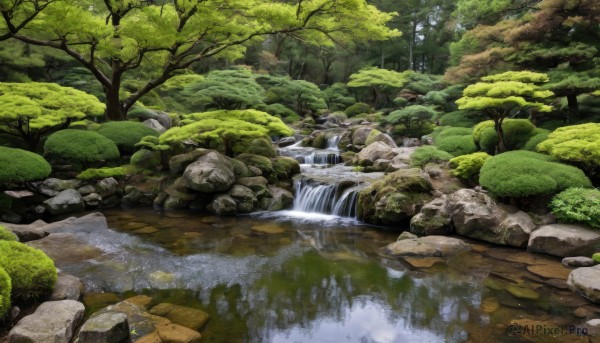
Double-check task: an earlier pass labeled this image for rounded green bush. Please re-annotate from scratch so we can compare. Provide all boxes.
[0,267,11,318]
[473,119,536,153]
[593,253,600,264]
[522,128,550,151]
[411,146,453,167]
[344,103,372,117]
[438,111,482,128]
[550,187,600,229]
[130,149,161,169]
[537,123,600,170]
[429,127,477,156]
[0,147,51,183]
[0,225,17,241]
[449,152,491,181]
[479,151,592,198]
[0,240,57,300]
[97,121,159,154]
[44,129,120,165]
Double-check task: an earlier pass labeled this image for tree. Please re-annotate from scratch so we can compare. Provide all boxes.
[0,82,105,150]
[456,71,553,152]
[0,0,56,41]
[2,0,399,121]
[543,70,600,120]
[264,78,326,117]
[386,105,435,137]
[347,67,411,108]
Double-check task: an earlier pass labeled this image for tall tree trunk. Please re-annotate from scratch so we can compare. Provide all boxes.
[495,118,507,153]
[381,45,385,69]
[105,86,126,121]
[567,94,579,123]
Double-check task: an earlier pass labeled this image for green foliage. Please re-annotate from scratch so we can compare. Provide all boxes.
[347,68,412,108]
[0,226,17,242]
[479,151,592,198]
[449,152,491,181]
[473,119,536,153]
[0,82,105,149]
[97,121,159,154]
[0,240,57,301]
[127,107,162,122]
[537,123,600,172]
[386,105,436,137]
[438,110,483,127]
[134,136,170,151]
[522,128,550,151]
[233,137,276,158]
[44,129,120,165]
[402,72,444,95]
[254,103,300,123]
[76,166,133,181]
[235,153,274,177]
[344,103,372,117]
[0,146,51,183]
[0,267,10,318]
[550,187,600,229]
[323,83,355,111]
[429,127,477,156]
[264,77,327,115]
[130,149,161,169]
[410,146,453,167]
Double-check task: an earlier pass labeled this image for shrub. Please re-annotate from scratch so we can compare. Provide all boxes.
[76,166,134,180]
[479,151,592,197]
[97,121,159,154]
[429,127,477,156]
[255,103,300,123]
[449,152,491,181]
[0,267,10,318]
[438,110,483,128]
[537,123,600,172]
[473,119,536,153]
[44,129,120,165]
[0,225,17,241]
[344,103,372,117]
[0,147,51,183]
[550,188,600,229]
[0,240,57,300]
[411,146,453,167]
[593,253,600,264]
[522,128,550,151]
[386,105,435,137]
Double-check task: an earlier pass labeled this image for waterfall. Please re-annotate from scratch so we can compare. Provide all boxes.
[303,152,341,165]
[279,135,341,165]
[326,135,341,150]
[293,179,362,218]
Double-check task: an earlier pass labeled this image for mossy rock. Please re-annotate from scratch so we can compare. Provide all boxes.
[311,132,327,149]
[235,153,273,178]
[271,156,301,180]
[0,267,10,318]
[357,168,433,225]
[228,157,251,178]
[0,240,57,301]
[169,149,212,174]
[593,253,600,264]
[130,149,161,169]
[234,137,276,158]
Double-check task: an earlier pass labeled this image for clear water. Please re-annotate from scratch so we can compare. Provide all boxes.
[46,208,595,343]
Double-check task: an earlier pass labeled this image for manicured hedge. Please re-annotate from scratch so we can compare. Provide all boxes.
[0,147,51,183]
[344,103,372,117]
[449,152,491,181]
[429,127,477,156]
[411,146,453,167]
[97,121,159,154]
[44,129,120,165]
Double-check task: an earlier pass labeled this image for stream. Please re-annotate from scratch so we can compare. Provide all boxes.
[47,137,595,342]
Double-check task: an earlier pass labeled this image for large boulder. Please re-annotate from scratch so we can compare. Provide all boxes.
[355,142,397,166]
[149,303,209,331]
[228,185,257,213]
[235,176,269,192]
[382,235,470,258]
[169,149,212,174]
[365,131,397,148]
[410,195,452,236]
[351,127,374,146]
[183,151,235,193]
[1,219,48,242]
[208,194,237,215]
[262,186,294,211]
[357,168,433,225]
[448,189,504,236]
[568,266,600,304]
[41,212,108,234]
[96,177,118,198]
[43,189,85,215]
[528,224,600,257]
[8,300,85,343]
[77,312,130,343]
[143,118,166,134]
[39,178,82,197]
[50,273,84,301]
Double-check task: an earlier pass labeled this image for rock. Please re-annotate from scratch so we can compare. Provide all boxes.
[83,193,103,207]
[568,266,600,303]
[278,137,296,147]
[409,195,452,236]
[149,303,209,331]
[585,319,600,335]
[228,185,257,213]
[351,127,374,146]
[156,323,202,343]
[1,219,48,242]
[372,159,391,172]
[154,111,173,129]
[169,149,212,174]
[1,212,22,224]
[381,235,470,258]
[365,131,397,148]
[50,273,84,301]
[527,263,571,279]
[528,224,600,257]
[208,194,237,215]
[183,151,235,193]
[355,142,396,166]
[4,190,34,199]
[43,189,85,215]
[493,211,537,247]
[8,300,84,343]
[563,256,596,267]
[264,186,294,211]
[96,177,118,198]
[77,312,130,343]
[42,212,109,234]
[235,176,269,192]
[143,118,166,133]
[101,195,120,208]
[397,231,418,240]
[77,185,96,195]
[228,157,251,178]
[402,138,421,147]
[505,284,540,300]
[448,189,505,239]
[247,165,262,176]
[131,149,161,169]
[96,299,169,339]
[39,178,82,197]
[28,232,104,264]
[402,256,445,268]
[424,165,443,178]
[251,224,285,235]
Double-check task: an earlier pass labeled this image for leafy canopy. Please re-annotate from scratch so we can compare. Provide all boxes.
[537,123,600,172]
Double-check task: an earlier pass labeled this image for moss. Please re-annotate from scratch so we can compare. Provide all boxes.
[365,129,384,146]
[311,133,327,149]
[344,103,372,117]
[228,157,251,178]
[76,166,135,180]
[235,153,273,177]
[0,146,51,183]
[0,225,17,241]
[233,137,276,158]
[0,240,57,301]
[130,149,161,169]
[411,146,453,167]
[593,253,600,264]
[44,129,120,166]
[272,156,301,180]
[0,267,10,318]
[449,152,491,181]
[97,121,159,154]
[479,151,592,198]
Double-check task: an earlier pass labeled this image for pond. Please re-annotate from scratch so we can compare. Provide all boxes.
[52,208,593,343]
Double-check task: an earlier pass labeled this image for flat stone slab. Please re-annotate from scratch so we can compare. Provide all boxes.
[1,219,48,242]
[382,235,470,258]
[50,273,84,301]
[528,224,600,257]
[77,311,130,343]
[563,256,596,267]
[149,303,209,331]
[568,265,600,304]
[8,300,84,343]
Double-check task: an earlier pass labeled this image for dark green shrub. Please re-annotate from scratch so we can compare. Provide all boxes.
[0,225,17,241]
[438,110,483,128]
[44,129,120,165]
[473,119,536,153]
[344,103,372,117]
[479,151,592,197]
[386,105,435,137]
[97,121,159,154]
[449,152,491,181]
[0,267,10,318]
[411,146,453,167]
[550,188,600,228]
[255,103,300,123]
[0,147,51,183]
[522,128,550,151]
[127,107,160,121]
[429,127,477,156]
[0,240,57,300]
[537,123,600,173]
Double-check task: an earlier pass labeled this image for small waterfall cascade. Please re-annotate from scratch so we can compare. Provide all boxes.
[278,135,341,165]
[292,179,364,218]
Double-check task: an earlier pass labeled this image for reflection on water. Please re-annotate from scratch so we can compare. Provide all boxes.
[50,208,595,343]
